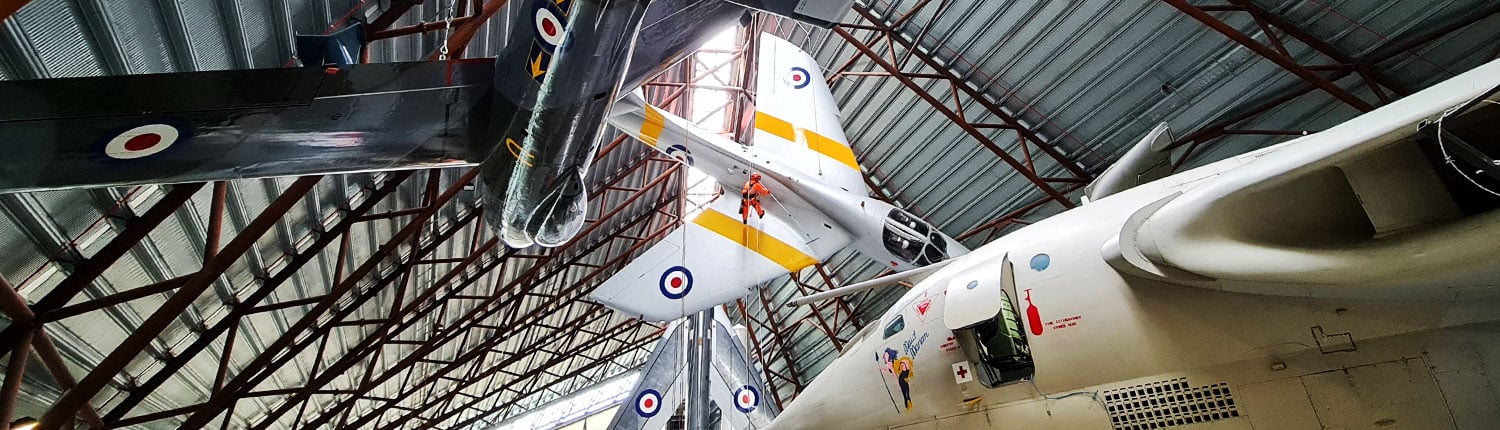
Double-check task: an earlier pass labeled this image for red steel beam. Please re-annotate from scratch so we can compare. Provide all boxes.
[753,285,805,399]
[40,276,188,323]
[0,0,30,23]
[366,0,420,33]
[1166,3,1500,167]
[736,299,786,409]
[1162,0,1374,112]
[428,207,675,416]
[388,308,623,428]
[102,173,419,423]
[810,263,865,332]
[31,331,104,429]
[352,164,683,427]
[40,177,323,430]
[848,4,1093,182]
[248,238,505,429]
[786,274,849,352]
[335,244,646,428]
[264,157,667,428]
[0,183,205,359]
[957,182,1086,241]
[320,163,680,429]
[204,181,227,261]
[0,330,30,430]
[1223,0,1411,96]
[445,322,657,427]
[831,26,1076,207]
[172,175,483,429]
[428,0,512,60]
[372,16,477,40]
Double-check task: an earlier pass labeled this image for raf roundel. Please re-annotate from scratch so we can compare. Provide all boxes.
[665,144,694,166]
[659,266,693,299]
[784,66,811,89]
[105,124,182,160]
[635,389,663,417]
[533,1,567,49]
[733,385,760,413]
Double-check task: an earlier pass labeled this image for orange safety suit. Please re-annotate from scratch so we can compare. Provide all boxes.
[740,178,769,222]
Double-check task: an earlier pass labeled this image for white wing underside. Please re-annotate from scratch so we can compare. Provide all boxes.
[590,196,850,321]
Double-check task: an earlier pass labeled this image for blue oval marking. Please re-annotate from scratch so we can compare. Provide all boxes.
[1030,253,1050,272]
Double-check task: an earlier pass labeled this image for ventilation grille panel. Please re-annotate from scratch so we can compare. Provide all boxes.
[1102,377,1239,430]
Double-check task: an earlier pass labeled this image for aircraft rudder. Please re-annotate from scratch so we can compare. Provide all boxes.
[753,33,865,192]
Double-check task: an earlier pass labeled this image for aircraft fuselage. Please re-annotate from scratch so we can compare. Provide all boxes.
[771,152,1500,429]
[769,59,1500,429]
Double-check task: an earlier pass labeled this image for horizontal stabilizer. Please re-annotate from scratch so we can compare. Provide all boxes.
[754,33,865,193]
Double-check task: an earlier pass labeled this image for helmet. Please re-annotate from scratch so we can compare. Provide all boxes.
[750,172,762,181]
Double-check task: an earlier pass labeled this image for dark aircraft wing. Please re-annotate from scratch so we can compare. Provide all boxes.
[0,60,495,193]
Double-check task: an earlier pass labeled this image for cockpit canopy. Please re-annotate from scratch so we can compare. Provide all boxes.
[882,209,949,266]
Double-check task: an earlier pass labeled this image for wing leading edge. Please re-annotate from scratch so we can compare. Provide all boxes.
[1105,58,1500,301]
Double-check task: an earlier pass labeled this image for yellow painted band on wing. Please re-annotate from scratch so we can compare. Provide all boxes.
[640,105,666,147]
[693,208,816,272]
[804,130,861,171]
[754,111,861,172]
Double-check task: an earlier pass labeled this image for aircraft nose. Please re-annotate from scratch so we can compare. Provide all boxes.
[497,164,587,249]
[499,223,537,249]
[526,167,587,247]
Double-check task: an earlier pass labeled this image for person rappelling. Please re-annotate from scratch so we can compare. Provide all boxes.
[740,172,769,223]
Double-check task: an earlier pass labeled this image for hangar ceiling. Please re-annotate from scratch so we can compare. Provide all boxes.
[0,0,1496,429]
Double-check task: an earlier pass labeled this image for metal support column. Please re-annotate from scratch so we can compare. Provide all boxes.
[685,308,714,430]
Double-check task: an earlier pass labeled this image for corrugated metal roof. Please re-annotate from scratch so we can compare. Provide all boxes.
[1,0,1498,428]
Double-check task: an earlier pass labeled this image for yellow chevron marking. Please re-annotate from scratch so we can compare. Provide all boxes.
[754,111,861,172]
[693,208,816,272]
[529,54,547,80]
[640,105,665,147]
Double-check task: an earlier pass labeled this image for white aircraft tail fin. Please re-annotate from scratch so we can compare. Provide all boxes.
[708,310,779,428]
[609,313,778,430]
[608,322,686,430]
[754,34,866,193]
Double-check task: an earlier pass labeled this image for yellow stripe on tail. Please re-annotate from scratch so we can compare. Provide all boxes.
[755,111,861,172]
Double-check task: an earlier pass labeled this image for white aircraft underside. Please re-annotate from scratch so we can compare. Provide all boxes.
[598,32,1500,430]
[768,57,1500,429]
